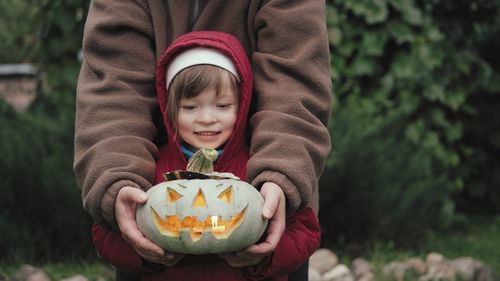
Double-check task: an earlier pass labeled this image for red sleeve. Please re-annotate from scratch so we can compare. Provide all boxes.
[244,207,321,280]
[92,223,163,275]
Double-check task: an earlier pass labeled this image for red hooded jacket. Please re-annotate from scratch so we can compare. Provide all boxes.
[92,31,321,281]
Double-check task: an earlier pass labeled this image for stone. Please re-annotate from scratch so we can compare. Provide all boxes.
[357,272,374,281]
[59,275,88,281]
[309,248,339,274]
[383,261,408,281]
[309,267,322,281]
[12,265,51,281]
[421,259,455,281]
[450,257,483,280]
[0,271,8,281]
[406,257,427,274]
[426,252,445,264]
[322,264,355,281]
[475,265,499,281]
[351,258,373,279]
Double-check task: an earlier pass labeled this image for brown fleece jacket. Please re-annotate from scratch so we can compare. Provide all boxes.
[74,0,332,230]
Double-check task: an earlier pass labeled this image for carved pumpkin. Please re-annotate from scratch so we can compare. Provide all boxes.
[136,148,268,254]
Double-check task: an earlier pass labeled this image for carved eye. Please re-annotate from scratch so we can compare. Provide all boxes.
[192,188,207,208]
[218,186,233,203]
[167,187,183,203]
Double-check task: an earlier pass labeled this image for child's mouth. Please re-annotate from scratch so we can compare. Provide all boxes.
[195,131,221,136]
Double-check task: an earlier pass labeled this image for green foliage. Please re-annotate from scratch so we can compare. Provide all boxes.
[0,100,94,260]
[0,260,113,281]
[0,0,90,261]
[430,0,500,213]
[0,0,39,63]
[423,215,500,273]
[321,0,500,246]
[35,0,89,107]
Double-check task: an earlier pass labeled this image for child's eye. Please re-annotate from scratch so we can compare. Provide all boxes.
[181,105,197,110]
[216,104,233,109]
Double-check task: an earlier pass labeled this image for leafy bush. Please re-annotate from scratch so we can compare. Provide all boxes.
[0,0,39,63]
[0,0,91,261]
[0,99,94,261]
[431,0,500,213]
[320,0,500,246]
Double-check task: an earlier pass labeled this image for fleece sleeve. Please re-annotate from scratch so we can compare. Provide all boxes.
[74,0,158,230]
[243,208,321,280]
[247,0,332,214]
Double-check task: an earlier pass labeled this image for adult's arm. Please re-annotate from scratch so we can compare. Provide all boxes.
[74,0,158,230]
[248,0,332,214]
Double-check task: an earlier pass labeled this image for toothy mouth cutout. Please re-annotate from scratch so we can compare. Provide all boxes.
[151,206,247,241]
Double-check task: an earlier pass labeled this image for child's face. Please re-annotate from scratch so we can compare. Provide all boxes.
[177,79,238,150]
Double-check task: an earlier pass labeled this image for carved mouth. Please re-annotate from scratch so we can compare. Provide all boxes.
[151,206,247,241]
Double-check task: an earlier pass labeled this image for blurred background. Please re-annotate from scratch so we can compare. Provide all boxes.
[1,0,499,275]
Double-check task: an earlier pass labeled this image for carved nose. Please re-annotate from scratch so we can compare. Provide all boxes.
[192,188,207,208]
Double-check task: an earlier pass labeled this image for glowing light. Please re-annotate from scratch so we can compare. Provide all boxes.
[211,216,226,232]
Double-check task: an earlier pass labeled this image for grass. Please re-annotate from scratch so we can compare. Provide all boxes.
[326,214,500,281]
[0,260,113,281]
[422,215,500,272]
[363,214,500,274]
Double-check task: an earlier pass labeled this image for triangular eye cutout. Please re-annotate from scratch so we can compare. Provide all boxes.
[167,187,183,203]
[218,186,233,204]
[192,188,207,208]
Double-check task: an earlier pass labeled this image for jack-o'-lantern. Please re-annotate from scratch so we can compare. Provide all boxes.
[136,148,268,254]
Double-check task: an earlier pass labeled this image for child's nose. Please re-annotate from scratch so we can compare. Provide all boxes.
[198,107,217,123]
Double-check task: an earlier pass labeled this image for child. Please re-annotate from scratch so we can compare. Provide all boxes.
[92,31,321,280]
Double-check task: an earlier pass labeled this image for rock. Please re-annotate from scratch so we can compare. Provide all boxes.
[309,267,322,281]
[351,258,373,279]
[426,252,445,264]
[357,272,374,281]
[450,257,484,280]
[383,261,408,281]
[0,271,8,281]
[12,265,51,281]
[449,257,499,281]
[475,265,499,281]
[310,248,339,274]
[406,257,427,274]
[322,264,355,281]
[59,275,88,281]
[421,260,455,281]
[383,259,426,281]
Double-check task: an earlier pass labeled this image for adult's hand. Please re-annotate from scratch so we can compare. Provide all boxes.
[115,186,185,266]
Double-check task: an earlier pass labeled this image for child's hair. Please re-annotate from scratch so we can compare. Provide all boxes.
[167,64,240,129]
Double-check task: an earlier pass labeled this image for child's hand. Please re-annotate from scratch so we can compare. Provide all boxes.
[115,186,185,266]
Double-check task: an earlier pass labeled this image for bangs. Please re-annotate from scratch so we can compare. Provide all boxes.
[175,64,238,99]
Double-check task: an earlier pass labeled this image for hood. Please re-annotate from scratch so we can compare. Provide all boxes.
[156,31,253,167]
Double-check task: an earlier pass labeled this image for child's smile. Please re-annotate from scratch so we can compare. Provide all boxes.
[193,131,223,142]
[195,131,221,136]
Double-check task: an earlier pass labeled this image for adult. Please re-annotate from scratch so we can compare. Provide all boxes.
[74,0,331,279]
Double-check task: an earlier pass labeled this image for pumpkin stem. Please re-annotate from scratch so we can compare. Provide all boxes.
[186,147,219,173]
